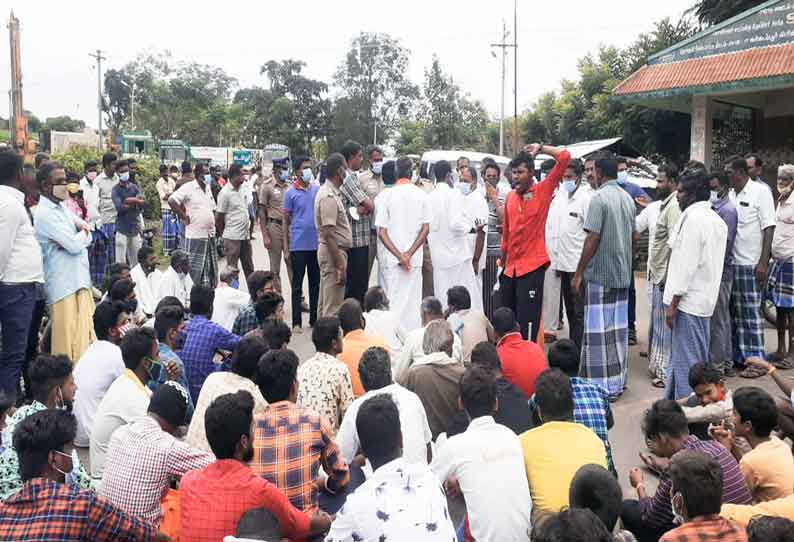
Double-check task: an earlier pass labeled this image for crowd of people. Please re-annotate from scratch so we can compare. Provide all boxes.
[0,141,794,542]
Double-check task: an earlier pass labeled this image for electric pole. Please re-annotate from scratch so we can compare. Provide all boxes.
[490,20,514,156]
[89,49,106,150]
[513,0,519,155]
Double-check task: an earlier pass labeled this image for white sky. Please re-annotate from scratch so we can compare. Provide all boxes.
[2,0,695,129]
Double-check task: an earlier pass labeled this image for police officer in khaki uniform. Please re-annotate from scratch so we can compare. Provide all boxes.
[358,146,385,276]
[315,153,353,318]
[257,158,292,292]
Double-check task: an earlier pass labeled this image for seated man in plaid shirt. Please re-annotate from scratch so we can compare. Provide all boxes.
[252,349,350,512]
[0,409,166,542]
[232,271,277,337]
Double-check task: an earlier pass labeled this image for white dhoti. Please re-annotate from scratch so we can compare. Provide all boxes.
[543,266,561,332]
[434,261,483,313]
[383,264,423,332]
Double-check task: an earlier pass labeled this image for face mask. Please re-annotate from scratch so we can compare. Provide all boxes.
[302,168,313,183]
[371,161,383,175]
[55,386,71,412]
[86,171,98,182]
[204,174,212,183]
[54,449,81,486]
[279,170,288,182]
[459,183,472,196]
[709,190,721,204]
[617,171,628,183]
[230,278,240,289]
[52,185,69,201]
[170,172,178,180]
[562,180,577,193]
[671,493,685,525]
[778,181,793,196]
[119,172,130,182]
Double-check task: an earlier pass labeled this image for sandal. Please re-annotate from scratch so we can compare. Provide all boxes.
[739,365,768,379]
[767,352,787,363]
[771,356,794,370]
[651,377,665,389]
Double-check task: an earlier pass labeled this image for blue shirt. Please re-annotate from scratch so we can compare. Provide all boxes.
[111,181,142,235]
[34,197,92,304]
[711,196,738,282]
[148,343,195,422]
[176,315,240,403]
[283,183,319,251]
[616,177,649,201]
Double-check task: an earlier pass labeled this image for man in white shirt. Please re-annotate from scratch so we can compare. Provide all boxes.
[336,346,431,468]
[169,163,218,288]
[769,164,794,363]
[158,249,194,309]
[129,245,163,319]
[663,171,727,400]
[726,156,776,370]
[362,286,406,364]
[78,159,107,289]
[212,267,250,331]
[0,150,44,401]
[375,157,431,332]
[431,366,533,541]
[89,327,157,481]
[459,165,490,312]
[393,296,463,383]
[426,161,475,314]
[326,394,455,542]
[96,152,119,274]
[73,300,130,447]
[217,163,254,279]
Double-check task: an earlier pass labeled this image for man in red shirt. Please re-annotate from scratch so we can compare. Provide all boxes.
[179,390,331,542]
[500,144,570,341]
[493,307,548,398]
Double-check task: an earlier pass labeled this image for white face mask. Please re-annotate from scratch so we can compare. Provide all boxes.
[119,172,130,182]
[52,185,69,201]
[617,170,628,183]
[54,449,81,486]
[86,171,98,182]
[371,161,383,175]
[302,168,313,183]
[562,179,577,193]
[670,493,685,525]
[709,190,721,204]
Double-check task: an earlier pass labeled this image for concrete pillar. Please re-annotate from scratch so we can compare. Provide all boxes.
[690,95,714,169]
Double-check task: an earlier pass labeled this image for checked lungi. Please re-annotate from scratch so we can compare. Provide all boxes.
[665,309,710,400]
[88,228,109,289]
[579,282,629,399]
[648,283,672,383]
[161,208,179,256]
[730,264,765,364]
[768,257,794,309]
[184,236,218,289]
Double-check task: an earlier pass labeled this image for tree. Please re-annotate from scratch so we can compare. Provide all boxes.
[333,33,419,145]
[395,119,428,155]
[261,60,331,154]
[43,116,86,132]
[24,111,41,134]
[103,69,132,134]
[690,0,766,26]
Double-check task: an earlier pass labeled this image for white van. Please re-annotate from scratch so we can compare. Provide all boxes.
[419,149,549,182]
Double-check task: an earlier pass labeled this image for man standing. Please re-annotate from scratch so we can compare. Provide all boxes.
[358,145,385,277]
[96,152,118,274]
[573,157,635,400]
[726,156,775,374]
[284,156,320,332]
[258,158,291,293]
[546,159,592,350]
[460,165,490,312]
[111,160,144,266]
[217,163,254,279]
[339,141,374,303]
[501,144,571,342]
[663,171,727,400]
[427,160,475,313]
[647,164,681,388]
[483,162,510,319]
[34,162,95,360]
[708,172,738,376]
[746,153,768,189]
[0,150,43,400]
[156,164,178,256]
[169,163,218,288]
[316,154,353,319]
[768,164,794,365]
[79,160,106,288]
[375,157,432,332]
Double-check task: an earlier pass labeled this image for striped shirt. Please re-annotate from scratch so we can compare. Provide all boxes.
[639,435,751,529]
[583,180,635,289]
[486,181,511,256]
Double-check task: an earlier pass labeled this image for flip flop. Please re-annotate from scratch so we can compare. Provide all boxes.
[771,356,794,370]
[767,352,787,363]
[651,378,665,389]
[739,365,768,379]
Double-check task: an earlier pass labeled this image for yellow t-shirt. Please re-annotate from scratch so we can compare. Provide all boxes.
[519,421,607,514]
[722,494,794,527]
[739,436,794,503]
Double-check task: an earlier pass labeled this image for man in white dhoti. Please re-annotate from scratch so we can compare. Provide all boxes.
[375,157,432,332]
[459,166,490,313]
[427,161,479,313]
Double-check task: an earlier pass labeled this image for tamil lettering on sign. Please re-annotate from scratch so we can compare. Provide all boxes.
[651,0,794,64]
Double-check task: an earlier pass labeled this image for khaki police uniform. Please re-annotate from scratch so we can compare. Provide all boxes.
[258,176,292,291]
[315,181,353,318]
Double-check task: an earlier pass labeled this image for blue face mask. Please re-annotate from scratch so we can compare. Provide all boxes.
[459,183,472,196]
[617,170,628,183]
[203,174,212,183]
[371,161,383,175]
[118,172,130,182]
[302,168,313,183]
[562,179,577,193]
[279,170,288,182]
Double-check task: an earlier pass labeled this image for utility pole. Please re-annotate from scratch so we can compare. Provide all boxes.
[490,20,514,156]
[513,0,519,155]
[89,49,106,150]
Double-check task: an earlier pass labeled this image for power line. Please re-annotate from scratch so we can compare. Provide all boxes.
[491,21,516,156]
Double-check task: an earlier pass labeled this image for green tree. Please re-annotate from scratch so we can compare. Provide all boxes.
[395,119,428,155]
[690,0,767,26]
[328,96,371,152]
[43,115,86,132]
[333,33,419,145]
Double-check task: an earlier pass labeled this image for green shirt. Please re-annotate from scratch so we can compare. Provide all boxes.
[648,191,682,285]
[583,180,635,289]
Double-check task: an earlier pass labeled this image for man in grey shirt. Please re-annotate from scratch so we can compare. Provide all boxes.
[573,156,635,400]
[216,163,254,279]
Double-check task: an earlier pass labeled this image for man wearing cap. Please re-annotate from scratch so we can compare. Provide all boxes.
[258,158,292,293]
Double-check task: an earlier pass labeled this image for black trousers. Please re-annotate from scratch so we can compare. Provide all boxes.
[344,246,369,304]
[498,266,545,341]
[290,250,319,328]
[620,500,671,542]
[560,271,585,351]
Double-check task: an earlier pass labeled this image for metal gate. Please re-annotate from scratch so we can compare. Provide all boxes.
[712,101,754,168]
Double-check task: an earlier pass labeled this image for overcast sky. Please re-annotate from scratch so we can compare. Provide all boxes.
[2,0,695,130]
